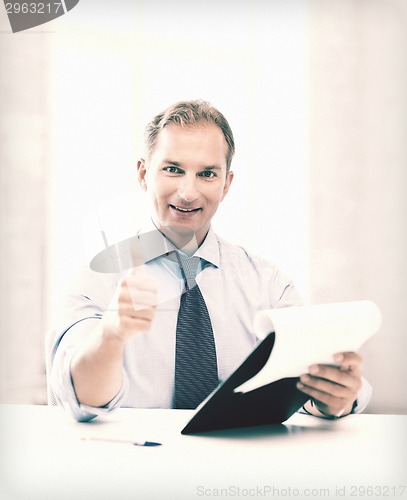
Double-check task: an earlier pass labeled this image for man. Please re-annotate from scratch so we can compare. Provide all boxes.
[49,100,371,421]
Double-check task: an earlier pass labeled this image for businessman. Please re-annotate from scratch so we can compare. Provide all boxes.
[49,100,371,421]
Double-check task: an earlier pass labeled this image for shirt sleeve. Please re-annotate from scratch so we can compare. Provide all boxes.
[49,318,129,422]
[48,267,128,422]
[266,263,304,309]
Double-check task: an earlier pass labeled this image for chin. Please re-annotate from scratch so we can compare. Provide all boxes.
[166,224,196,237]
[165,224,199,244]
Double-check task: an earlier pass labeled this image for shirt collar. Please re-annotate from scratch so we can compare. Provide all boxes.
[194,225,220,268]
[139,220,220,269]
[89,219,220,273]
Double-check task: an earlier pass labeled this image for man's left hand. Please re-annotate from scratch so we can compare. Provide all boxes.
[297,352,363,418]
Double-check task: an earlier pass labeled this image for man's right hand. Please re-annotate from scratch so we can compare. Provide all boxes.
[70,265,159,408]
[106,266,159,343]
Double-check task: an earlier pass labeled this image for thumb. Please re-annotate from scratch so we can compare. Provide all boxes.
[113,235,144,273]
[129,236,145,273]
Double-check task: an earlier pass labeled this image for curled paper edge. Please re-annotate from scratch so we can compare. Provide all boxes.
[234,300,382,394]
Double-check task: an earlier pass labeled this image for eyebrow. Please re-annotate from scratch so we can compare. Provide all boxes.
[162,160,222,170]
[202,166,222,170]
[162,160,181,167]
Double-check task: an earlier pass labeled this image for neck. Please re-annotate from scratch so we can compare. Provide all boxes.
[166,230,201,256]
[177,236,200,257]
[150,219,208,256]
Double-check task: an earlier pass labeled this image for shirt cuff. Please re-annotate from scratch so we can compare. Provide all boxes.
[297,376,372,417]
[50,340,129,422]
[351,376,372,414]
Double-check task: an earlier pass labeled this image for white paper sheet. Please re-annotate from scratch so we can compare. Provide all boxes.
[234,300,382,394]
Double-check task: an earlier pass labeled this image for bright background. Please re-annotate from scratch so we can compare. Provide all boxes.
[0,0,406,414]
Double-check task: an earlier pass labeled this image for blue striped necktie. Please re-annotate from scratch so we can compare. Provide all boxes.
[172,254,218,409]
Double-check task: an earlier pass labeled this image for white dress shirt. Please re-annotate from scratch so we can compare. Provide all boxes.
[49,224,371,421]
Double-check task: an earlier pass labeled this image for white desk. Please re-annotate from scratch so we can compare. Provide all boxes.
[0,405,406,500]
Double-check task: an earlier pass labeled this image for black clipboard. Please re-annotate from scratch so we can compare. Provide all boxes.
[181,332,310,434]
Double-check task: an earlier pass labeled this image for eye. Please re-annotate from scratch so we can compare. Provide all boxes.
[163,166,183,174]
[199,170,216,179]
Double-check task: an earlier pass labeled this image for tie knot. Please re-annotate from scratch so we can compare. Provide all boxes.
[180,256,201,290]
[180,256,201,281]
[164,252,201,290]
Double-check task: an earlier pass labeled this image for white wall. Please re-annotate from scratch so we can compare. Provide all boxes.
[1,0,406,413]
[308,0,407,414]
[0,14,49,403]
[47,0,309,310]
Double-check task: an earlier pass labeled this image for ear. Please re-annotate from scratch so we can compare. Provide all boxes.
[221,170,234,201]
[137,159,148,191]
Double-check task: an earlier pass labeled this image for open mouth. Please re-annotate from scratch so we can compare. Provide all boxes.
[169,204,201,214]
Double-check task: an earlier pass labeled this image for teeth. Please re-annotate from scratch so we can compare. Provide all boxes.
[174,206,196,212]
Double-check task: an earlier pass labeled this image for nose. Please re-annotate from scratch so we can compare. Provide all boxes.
[177,173,199,203]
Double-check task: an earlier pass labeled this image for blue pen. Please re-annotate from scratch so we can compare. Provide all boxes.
[82,437,162,446]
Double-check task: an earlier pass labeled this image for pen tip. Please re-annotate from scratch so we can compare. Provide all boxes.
[142,441,162,446]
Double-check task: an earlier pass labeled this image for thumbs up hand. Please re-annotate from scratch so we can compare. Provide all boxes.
[70,241,159,408]
[103,242,159,343]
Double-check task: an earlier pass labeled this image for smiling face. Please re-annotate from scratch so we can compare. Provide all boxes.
[137,123,234,250]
